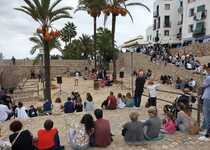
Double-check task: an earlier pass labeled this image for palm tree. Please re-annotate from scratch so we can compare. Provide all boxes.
[104,0,150,81]
[75,0,106,69]
[79,34,93,57]
[15,0,72,100]
[60,22,77,46]
[30,34,62,65]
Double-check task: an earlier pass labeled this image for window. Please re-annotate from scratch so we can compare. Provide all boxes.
[188,24,194,33]
[165,4,170,10]
[197,5,205,12]
[164,16,170,27]
[154,19,156,30]
[158,17,161,29]
[164,30,169,36]
[189,8,194,17]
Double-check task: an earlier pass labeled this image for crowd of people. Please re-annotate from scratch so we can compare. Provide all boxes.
[136,46,207,74]
[1,61,210,149]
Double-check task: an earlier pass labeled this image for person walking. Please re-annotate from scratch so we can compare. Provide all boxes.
[199,63,210,141]
[134,70,145,108]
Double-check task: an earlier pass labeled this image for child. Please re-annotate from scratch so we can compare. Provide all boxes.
[74,72,79,86]
[15,102,29,119]
[84,93,94,112]
[64,97,75,113]
[117,93,126,109]
[147,80,160,107]
[101,91,117,110]
[143,107,161,140]
[161,112,176,134]
[53,97,63,115]
[75,98,83,112]
[125,92,134,108]
[28,105,38,118]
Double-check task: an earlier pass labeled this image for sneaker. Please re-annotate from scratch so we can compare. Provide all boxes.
[198,136,210,141]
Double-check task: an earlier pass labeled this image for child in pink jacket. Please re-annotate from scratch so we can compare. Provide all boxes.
[161,113,176,134]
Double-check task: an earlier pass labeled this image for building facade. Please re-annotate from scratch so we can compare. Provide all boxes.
[146,26,154,44]
[153,0,181,45]
[182,0,210,44]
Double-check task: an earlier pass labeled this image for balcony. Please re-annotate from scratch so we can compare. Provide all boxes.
[178,20,183,25]
[164,22,171,28]
[178,7,183,14]
[194,11,207,21]
[153,11,159,17]
[193,22,206,38]
[177,33,182,39]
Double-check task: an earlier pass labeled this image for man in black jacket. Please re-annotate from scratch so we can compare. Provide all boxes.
[134,70,146,107]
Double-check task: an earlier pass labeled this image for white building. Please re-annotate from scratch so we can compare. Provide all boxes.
[146,26,154,44]
[153,0,181,45]
[182,0,210,44]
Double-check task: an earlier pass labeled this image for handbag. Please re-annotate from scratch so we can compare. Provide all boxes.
[121,128,127,136]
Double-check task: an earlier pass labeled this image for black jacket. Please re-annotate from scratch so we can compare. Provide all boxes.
[135,76,146,96]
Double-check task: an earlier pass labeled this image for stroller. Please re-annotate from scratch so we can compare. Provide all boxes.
[163,93,197,118]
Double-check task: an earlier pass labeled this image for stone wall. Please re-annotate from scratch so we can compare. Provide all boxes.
[170,42,210,57]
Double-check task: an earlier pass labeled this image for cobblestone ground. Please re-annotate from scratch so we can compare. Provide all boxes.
[1,77,210,150]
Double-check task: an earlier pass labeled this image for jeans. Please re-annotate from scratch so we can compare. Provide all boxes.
[203,99,210,137]
[134,95,142,107]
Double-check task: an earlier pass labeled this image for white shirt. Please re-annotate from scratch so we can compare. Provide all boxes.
[0,104,11,122]
[189,80,196,87]
[15,107,29,119]
[147,84,160,98]
[75,72,79,80]
[117,98,125,109]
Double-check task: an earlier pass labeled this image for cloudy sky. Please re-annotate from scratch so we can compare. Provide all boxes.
[0,0,153,59]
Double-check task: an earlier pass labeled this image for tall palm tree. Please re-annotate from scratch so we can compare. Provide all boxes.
[60,22,77,46]
[79,34,93,57]
[104,0,150,81]
[30,34,62,65]
[15,0,72,100]
[75,0,106,69]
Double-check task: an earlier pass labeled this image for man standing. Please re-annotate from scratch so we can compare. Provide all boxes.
[134,70,146,108]
[199,63,210,141]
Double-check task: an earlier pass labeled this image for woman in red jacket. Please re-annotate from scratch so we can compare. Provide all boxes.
[35,119,63,150]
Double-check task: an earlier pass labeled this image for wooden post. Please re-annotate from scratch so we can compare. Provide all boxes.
[37,83,39,97]
[197,95,201,127]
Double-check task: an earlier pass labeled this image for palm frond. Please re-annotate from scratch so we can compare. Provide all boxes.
[49,0,62,11]
[51,14,72,23]
[126,2,151,12]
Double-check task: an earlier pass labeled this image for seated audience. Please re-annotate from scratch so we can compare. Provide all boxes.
[9,120,34,150]
[68,114,94,150]
[161,112,176,134]
[125,92,134,108]
[176,103,193,133]
[36,119,62,150]
[117,93,125,109]
[43,99,52,115]
[122,112,144,145]
[144,107,161,140]
[101,92,117,110]
[15,102,28,119]
[0,101,12,122]
[84,93,94,112]
[175,77,183,89]
[53,97,63,115]
[188,78,196,91]
[94,109,112,147]
[176,88,196,108]
[75,98,83,112]
[28,105,38,118]
[64,97,75,113]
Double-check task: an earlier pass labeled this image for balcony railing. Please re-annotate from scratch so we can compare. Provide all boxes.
[153,11,159,17]
[178,7,183,14]
[194,10,207,21]
[164,22,171,28]
[178,20,183,25]
[193,24,206,38]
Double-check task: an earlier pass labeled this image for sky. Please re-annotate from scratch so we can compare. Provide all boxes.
[0,0,154,59]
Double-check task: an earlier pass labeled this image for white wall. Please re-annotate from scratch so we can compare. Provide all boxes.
[146,26,154,43]
[182,0,210,42]
[153,0,181,44]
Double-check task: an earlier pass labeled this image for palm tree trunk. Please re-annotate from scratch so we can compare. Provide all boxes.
[93,16,97,70]
[112,14,117,81]
[43,40,51,101]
